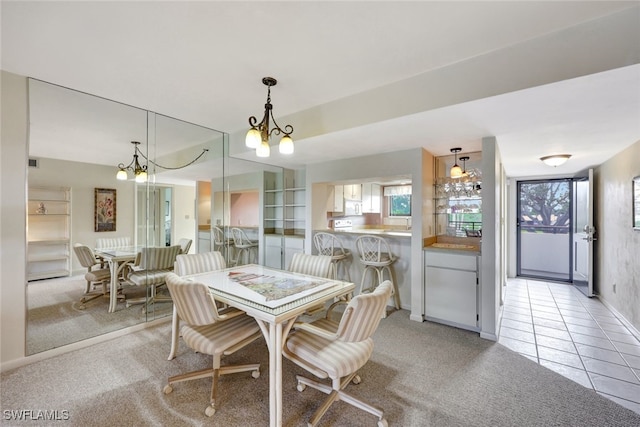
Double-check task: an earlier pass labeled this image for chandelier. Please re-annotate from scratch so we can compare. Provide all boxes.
[245,77,294,157]
[116,141,208,183]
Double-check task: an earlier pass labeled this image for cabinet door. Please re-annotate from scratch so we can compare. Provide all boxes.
[265,235,283,269]
[425,266,477,329]
[284,237,304,270]
[344,184,361,201]
[333,185,344,212]
[362,183,381,213]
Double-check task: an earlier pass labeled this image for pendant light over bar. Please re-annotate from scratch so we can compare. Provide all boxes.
[246,77,294,157]
[450,147,463,178]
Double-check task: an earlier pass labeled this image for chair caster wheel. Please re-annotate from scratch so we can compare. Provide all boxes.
[80,297,87,303]
[377,418,388,427]
[252,369,260,379]
[163,385,173,394]
[78,305,86,310]
[352,375,361,385]
[296,383,306,392]
[205,405,216,417]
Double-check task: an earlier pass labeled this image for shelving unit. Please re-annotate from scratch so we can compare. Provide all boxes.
[27,186,71,281]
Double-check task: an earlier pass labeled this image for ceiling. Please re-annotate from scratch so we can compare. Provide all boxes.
[3,1,639,182]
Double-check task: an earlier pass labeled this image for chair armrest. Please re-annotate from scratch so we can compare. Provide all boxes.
[292,321,339,341]
[325,300,348,320]
[217,307,245,321]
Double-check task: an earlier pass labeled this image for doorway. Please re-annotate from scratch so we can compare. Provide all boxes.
[517,179,572,281]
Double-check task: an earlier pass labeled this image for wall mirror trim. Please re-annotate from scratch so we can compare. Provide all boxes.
[26,78,226,355]
[634,176,640,231]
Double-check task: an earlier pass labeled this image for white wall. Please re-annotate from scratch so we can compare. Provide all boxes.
[595,140,640,332]
[172,184,196,252]
[1,71,29,365]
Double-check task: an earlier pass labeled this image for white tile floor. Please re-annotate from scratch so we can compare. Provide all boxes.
[498,278,640,415]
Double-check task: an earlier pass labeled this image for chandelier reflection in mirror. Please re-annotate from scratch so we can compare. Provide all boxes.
[245,77,294,157]
[116,141,208,183]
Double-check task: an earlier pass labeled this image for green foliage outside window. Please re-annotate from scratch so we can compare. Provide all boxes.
[390,195,411,216]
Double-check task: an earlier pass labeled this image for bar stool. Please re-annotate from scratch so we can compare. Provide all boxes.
[355,235,401,310]
[313,232,351,281]
[212,226,234,265]
[231,227,259,266]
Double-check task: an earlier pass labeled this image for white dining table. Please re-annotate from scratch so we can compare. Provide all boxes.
[94,246,140,312]
[189,264,354,427]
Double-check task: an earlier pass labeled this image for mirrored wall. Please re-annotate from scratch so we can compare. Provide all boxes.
[26,79,226,354]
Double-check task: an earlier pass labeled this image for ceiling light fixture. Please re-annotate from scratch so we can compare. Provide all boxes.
[540,154,571,167]
[246,77,294,157]
[116,141,208,183]
[459,156,470,177]
[450,147,463,178]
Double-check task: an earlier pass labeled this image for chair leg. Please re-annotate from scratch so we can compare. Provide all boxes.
[382,266,401,310]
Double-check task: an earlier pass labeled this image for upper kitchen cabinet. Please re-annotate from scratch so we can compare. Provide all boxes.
[329,184,344,212]
[343,184,362,201]
[362,183,381,213]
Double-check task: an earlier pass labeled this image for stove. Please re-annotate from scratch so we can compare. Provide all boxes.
[333,219,353,230]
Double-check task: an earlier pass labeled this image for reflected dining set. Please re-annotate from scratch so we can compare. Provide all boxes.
[165,251,392,427]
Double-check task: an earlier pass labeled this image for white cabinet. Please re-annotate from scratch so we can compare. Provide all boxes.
[198,230,211,253]
[28,186,71,281]
[343,184,361,201]
[331,185,344,212]
[265,235,283,269]
[424,250,479,331]
[362,183,381,213]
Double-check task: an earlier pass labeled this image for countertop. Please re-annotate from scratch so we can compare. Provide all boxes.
[320,228,412,238]
[423,236,481,254]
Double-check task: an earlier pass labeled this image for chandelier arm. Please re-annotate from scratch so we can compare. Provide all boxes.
[135,147,209,170]
[268,111,294,137]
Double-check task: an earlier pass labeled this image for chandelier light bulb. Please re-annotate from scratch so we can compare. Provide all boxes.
[245,128,261,149]
[279,135,294,155]
[256,140,270,158]
[135,171,147,183]
[116,169,128,180]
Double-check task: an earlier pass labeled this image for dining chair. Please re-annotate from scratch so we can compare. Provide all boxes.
[124,245,181,313]
[313,232,352,281]
[95,236,132,267]
[231,228,259,266]
[177,238,192,254]
[163,273,262,418]
[288,253,334,316]
[212,226,234,264]
[283,280,393,427]
[168,251,227,360]
[72,244,112,309]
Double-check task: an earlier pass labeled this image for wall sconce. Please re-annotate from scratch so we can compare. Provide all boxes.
[540,154,571,167]
[450,147,463,178]
[116,141,208,182]
[246,77,294,157]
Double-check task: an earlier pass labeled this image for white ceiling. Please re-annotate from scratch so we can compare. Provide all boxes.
[3,1,639,182]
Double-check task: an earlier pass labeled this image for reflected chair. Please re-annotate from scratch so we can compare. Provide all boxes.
[72,244,112,309]
[289,253,334,316]
[95,236,132,268]
[355,235,400,311]
[124,245,181,313]
[162,273,262,417]
[169,251,227,360]
[177,238,193,254]
[283,280,393,427]
[313,232,352,281]
[231,227,259,266]
[212,226,234,264]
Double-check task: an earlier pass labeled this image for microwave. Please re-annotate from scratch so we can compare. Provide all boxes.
[344,200,362,216]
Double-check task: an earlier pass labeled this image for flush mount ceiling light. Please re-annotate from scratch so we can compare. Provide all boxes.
[540,154,571,167]
[450,147,463,178]
[116,141,208,183]
[246,77,294,158]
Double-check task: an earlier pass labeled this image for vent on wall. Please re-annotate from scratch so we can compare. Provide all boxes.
[28,158,39,168]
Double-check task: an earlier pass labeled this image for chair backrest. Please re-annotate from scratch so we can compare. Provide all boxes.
[177,238,193,254]
[165,272,221,326]
[289,253,332,278]
[356,235,395,263]
[335,280,393,342]
[175,251,226,276]
[138,245,181,271]
[95,237,131,249]
[313,232,348,257]
[212,226,226,246]
[73,244,99,269]
[231,228,252,247]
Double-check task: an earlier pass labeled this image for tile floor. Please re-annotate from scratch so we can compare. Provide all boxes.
[498,277,640,415]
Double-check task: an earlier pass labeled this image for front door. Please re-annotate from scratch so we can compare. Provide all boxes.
[572,169,596,297]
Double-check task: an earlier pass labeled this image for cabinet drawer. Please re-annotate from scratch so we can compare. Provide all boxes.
[424,251,477,271]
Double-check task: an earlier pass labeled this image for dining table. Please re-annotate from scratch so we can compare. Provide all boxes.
[94,245,140,312]
[188,264,355,427]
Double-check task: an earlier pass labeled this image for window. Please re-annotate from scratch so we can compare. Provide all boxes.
[390,194,411,216]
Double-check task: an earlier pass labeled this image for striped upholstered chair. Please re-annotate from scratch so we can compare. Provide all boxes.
[162,273,262,418]
[168,251,227,360]
[289,253,333,315]
[95,236,132,268]
[72,244,112,309]
[283,280,393,427]
[125,245,181,312]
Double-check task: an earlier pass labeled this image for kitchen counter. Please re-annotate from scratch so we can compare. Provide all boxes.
[326,228,412,238]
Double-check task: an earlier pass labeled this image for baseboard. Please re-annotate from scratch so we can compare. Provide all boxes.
[598,297,640,342]
[1,316,171,373]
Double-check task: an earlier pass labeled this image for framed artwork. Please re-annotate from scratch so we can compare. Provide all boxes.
[634,176,640,231]
[95,188,116,232]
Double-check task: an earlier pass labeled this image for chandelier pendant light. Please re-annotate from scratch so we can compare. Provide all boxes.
[450,147,463,178]
[116,141,208,182]
[246,77,294,157]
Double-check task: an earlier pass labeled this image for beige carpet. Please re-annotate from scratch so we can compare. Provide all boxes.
[4,310,640,426]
